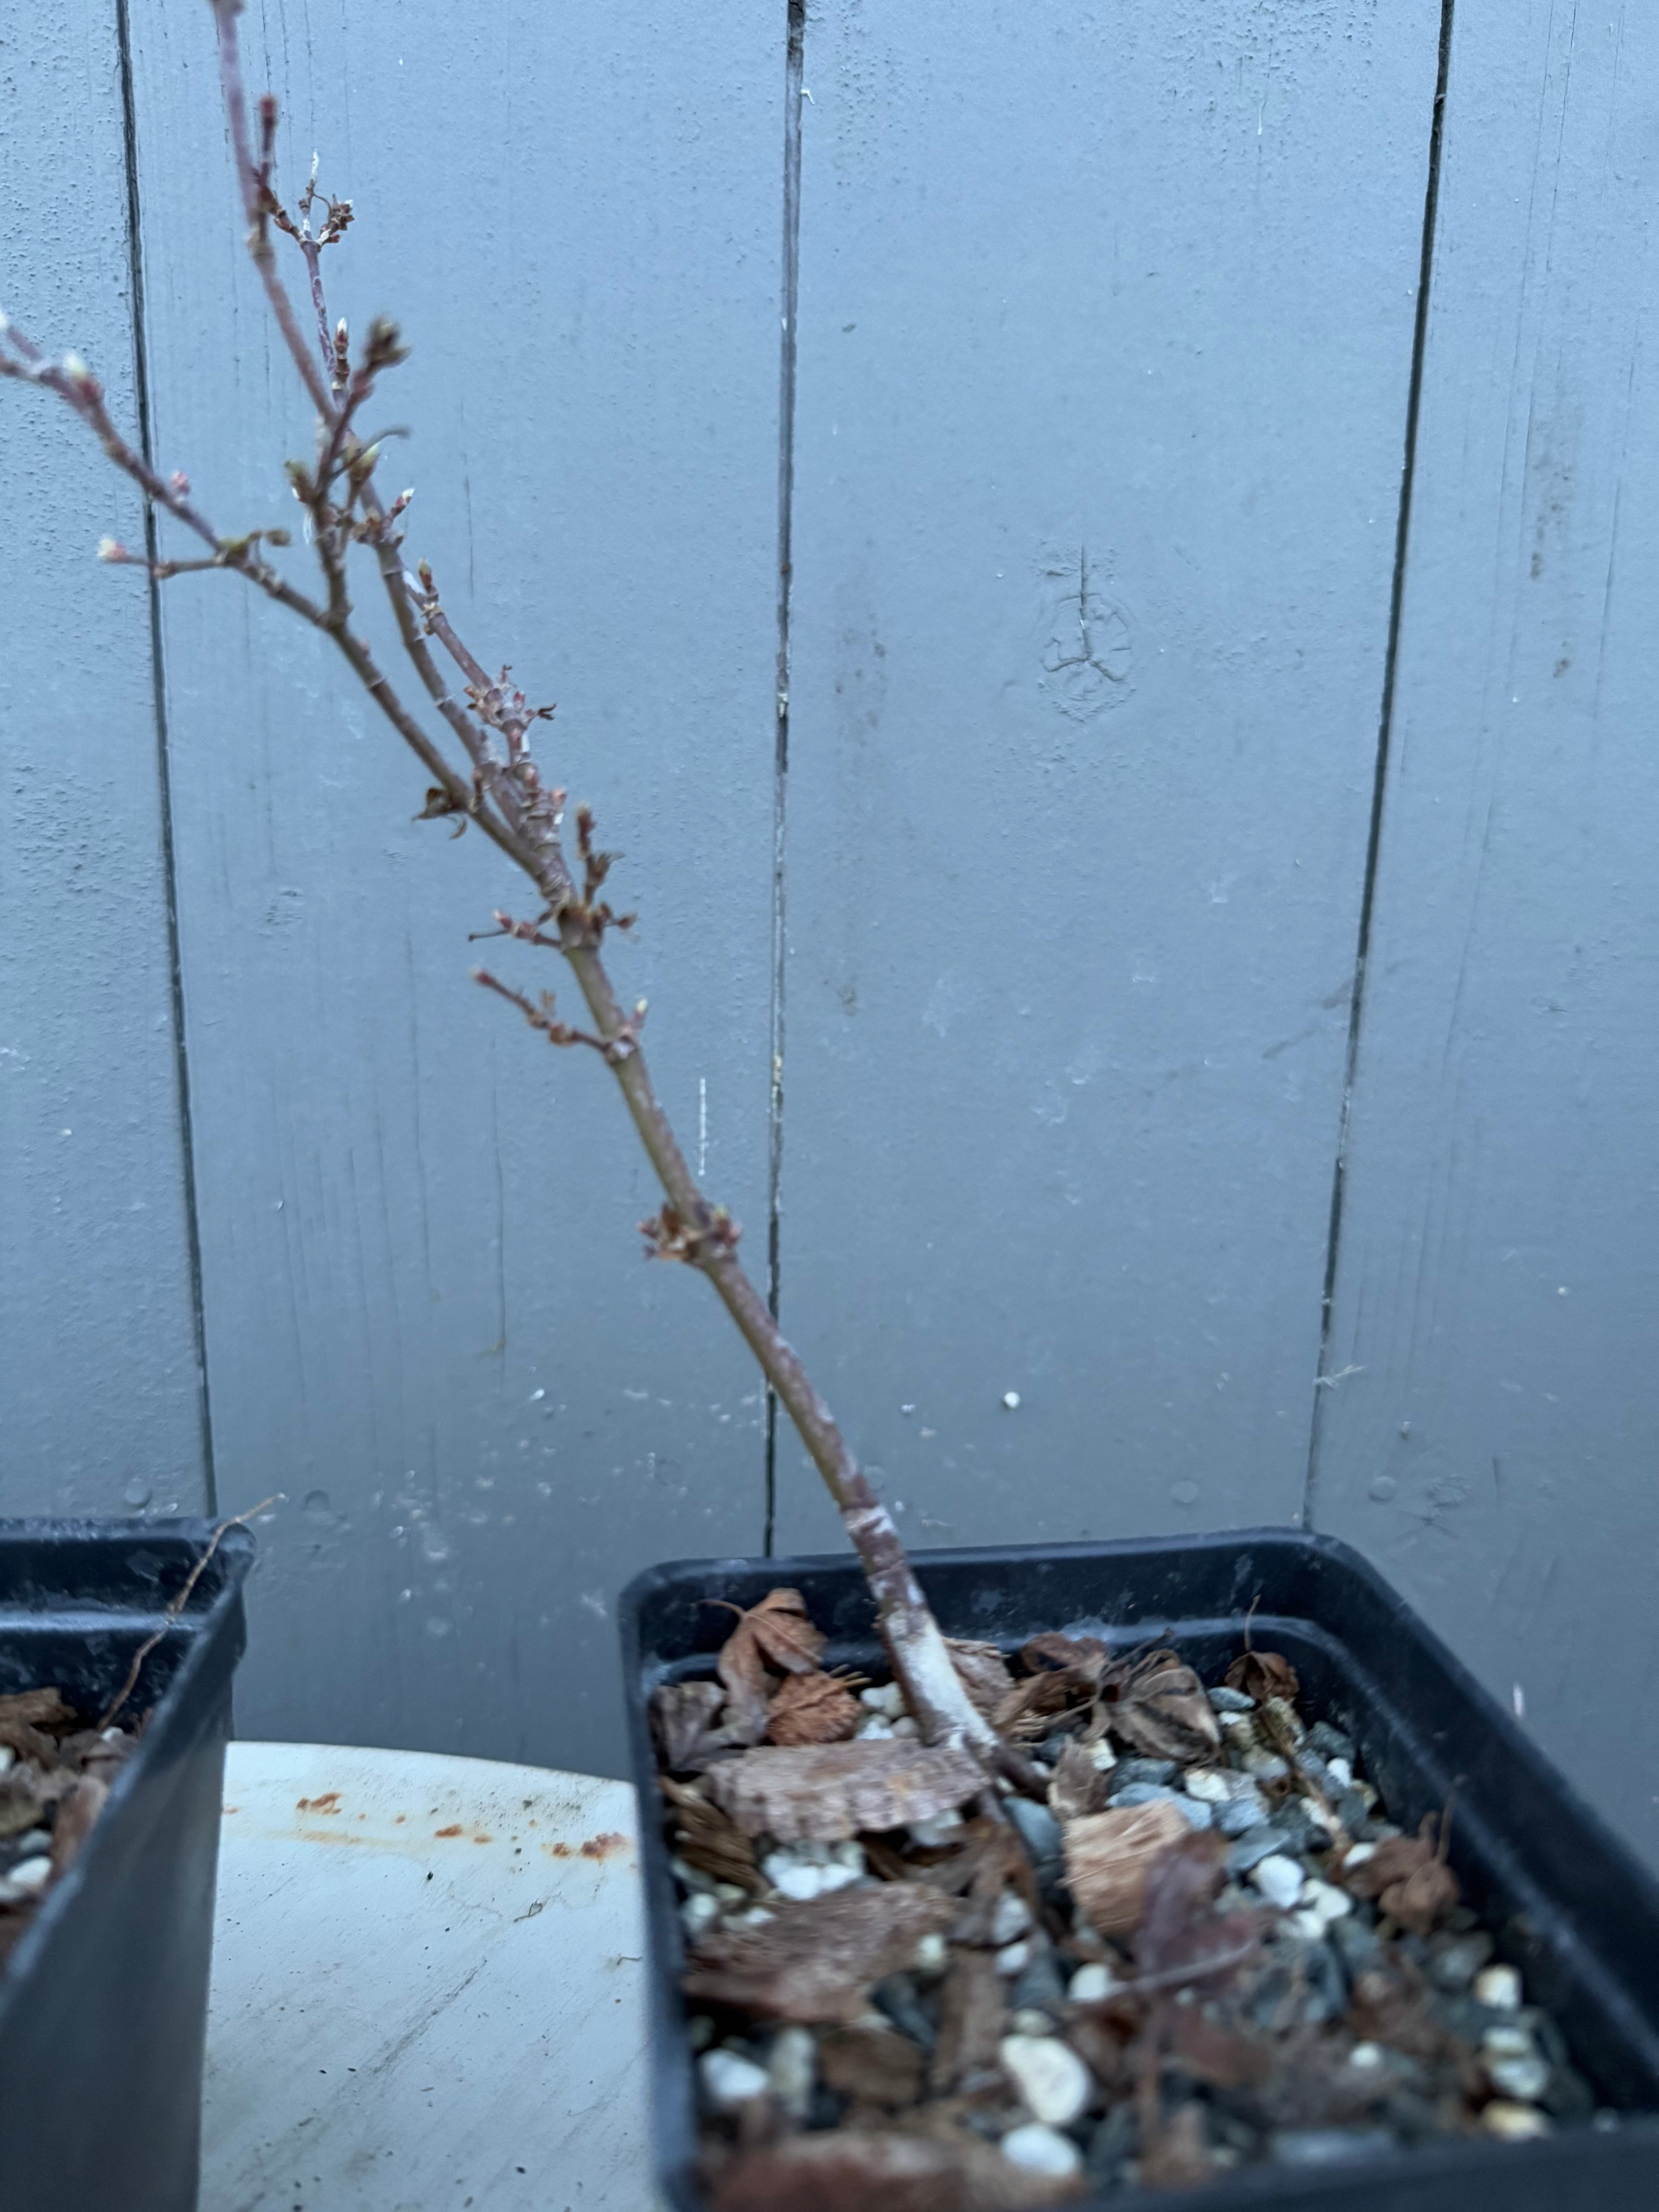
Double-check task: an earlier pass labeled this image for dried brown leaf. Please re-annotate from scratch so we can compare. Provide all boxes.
[0,1688,76,1734]
[1380,1856,1460,1935]
[661,1776,763,1893]
[1135,1832,1261,1996]
[717,1632,773,1748]
[1341,1816,1460,1934]
[721,1587,827,1675]
[652,1680,730,1770]
[704,1740,984,1843]
[0,1716,59,1767]
[1022,1632,1109,1685]
[1224,1651,1300,1706]
[931,1944,1008,2093]
[1047,1740,1108,1825]
[684,1884,958,2023]
[819,2023,928,2109]
[1061,1799,1190,1937]
[1100,1650,1221,1764]
[946,1640,1015,1718]
[990,1670,1082,1741]
[766,1671,862,1747]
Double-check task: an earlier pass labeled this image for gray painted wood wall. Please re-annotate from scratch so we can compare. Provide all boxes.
[5,3,1657,1863]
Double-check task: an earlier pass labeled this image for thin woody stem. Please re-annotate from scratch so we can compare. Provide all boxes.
[7,0,1011,1774]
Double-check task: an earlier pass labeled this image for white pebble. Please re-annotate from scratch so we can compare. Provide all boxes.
[1348,2042,1384,2071]
[913,1931,948,1975]
[1184,1769,1233,1804]
[672,1854,716,1894]
[990,1890,1032,1946]
[1326,1757,1354,1789]
[1249,1855,1306,1911]
[1000,2123,1082,2178]
[734,1907,775,1927]
[1300,1878,1353,1926]
[829,1839,866,1871]
[1343,1842,1377,1869]
[1482,2101,1550,2142]
[681,1892,720,1937]
[0,1747,14,1776]
[889,1716,921,1740]
[761,1851,862,1902]
[698,2048,772,2110]
[1488,2052,1551,2104]
[856,1714,896,1739]
[1000,2034,1092,2127]
[1088,1736,1117,1771]
[1474,1965,1523,2012]
[995,1939,1032,1976]
[1002,1391,1023,1411]
[908,1810,965,1848]
[860,1682,907,1719]
[1068,1962,1118,2002]
[4,1856,51,1894]
[768,2025,816,2118]
[1483,2026,1534,2058]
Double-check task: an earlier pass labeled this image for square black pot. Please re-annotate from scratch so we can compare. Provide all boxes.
[621,1528,1659,2210]
[0,1518,254,2212]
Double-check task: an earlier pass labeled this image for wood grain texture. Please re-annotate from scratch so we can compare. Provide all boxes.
[0,0,208,1514]
[773,2,1443,1556]
[124,0,783,1772]
[1314,1,1659,1868]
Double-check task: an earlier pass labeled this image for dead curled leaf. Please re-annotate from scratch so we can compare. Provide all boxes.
[0,1689,76,1734]
[990,1670,1082,1741]
[1341,1816,1460,1934]
[1062,1799,1192,1936]
[945,1639,1015,1718]
[1099,1650,1221,1764]
[684,1884,958,2023]
[1022,1632,1111,1683]
[661,1776,763,1893]
[1224,1650,1300,1706]
[652,1680,730,1771]
[704,1740,984,1843]
[766,1671,862,1747]
[712,1588,828,1747]
[1046,1739,1108,1825]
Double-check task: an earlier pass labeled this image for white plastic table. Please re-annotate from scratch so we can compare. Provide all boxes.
[201,1742,666,2211]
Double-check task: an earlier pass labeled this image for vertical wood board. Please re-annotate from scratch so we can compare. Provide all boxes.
[775,1,1444,1554]
[1316,0,1659,1868]
[126,0,784,1772]
[0,0,207,1515]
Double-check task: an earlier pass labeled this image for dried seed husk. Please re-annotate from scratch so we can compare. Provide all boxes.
[766,1672,863,1747]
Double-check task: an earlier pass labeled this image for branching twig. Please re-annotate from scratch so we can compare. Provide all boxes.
[2,0,1010,1777]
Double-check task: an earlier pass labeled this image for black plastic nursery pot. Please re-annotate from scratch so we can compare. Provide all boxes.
[621,1528,1659,2211]
[0,1518,254,2212]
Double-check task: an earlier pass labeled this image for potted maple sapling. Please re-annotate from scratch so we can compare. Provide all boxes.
[9,5,1659,2207]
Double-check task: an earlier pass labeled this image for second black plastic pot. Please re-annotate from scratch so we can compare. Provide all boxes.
[622,1527,1659,2210]
[0,1518,254,2212]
